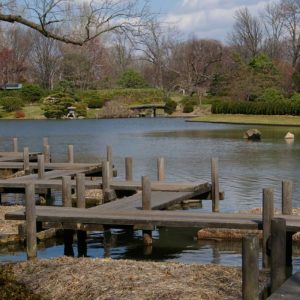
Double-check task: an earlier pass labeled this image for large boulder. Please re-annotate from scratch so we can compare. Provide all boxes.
[243,129,261,140]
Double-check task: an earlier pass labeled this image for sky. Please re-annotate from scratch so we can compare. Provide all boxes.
[150,0,272,42]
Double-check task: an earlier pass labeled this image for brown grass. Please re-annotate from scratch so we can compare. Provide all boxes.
[3,256,267,300]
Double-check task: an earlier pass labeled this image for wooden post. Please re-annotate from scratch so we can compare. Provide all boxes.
[62,176,72,207]
[282,180,293,215]
[25,183,37,259]
[44,144,50,163]
[262,188,274,270]
[271,218,287,293]
[242,235,259,300]
[68,145,74,163]
[102,160,115,203]
[211,157,220,212]
[125,157,133,181]
[23,147,30,175]
[76,173,85,208]
[37,154,45,179]
[43,137,48,147]
[106,145,113,180]
[142,176,151,210]
[13,137,18,152]
[157,157,165,181]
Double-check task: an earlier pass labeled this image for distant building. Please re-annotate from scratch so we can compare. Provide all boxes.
[0,83,23,90]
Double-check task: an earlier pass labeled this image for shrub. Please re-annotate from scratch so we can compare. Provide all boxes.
[21,84,44,103]
[74,102,87,117]
[183,102,194,113]
[164,99,177,114]
[256,88,284,102]
[118,70,148,88]
[15,111,25,118]
[290,93,300,102]
[0,96,24,112]
[181,96,199,106]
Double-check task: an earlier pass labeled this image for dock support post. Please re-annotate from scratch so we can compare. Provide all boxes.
[106,145,113,180]
[282,180,293,277]
[271,218,287,293]
[44,144,50,163]
[103,226,112,258]
[125,157,133,181]
[13,137,18,152]
[76,173,86,208]
[142,176,152,245]
[23,147,30,175]
[211,157,220,212]
[157,157,165,181]
[263,188,274,270]
[77,230,87,257]
[25,183,37,260]
[242,235,259,300]
[37,154,45,179]
[102,161,115,203]
[68,145,74,163]
[62,176,72,207]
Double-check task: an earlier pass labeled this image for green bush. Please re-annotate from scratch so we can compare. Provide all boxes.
[21,84,45,103]
[118,69,147,88]
[256,88,284,102]
[183,102,194,113]
[74,102,87,117]
[42,93,75,119]
[0,96,24,112]
[164,99,177,114]
[290,93,300,101]
[181,96,199,106]
[211,100,300,115]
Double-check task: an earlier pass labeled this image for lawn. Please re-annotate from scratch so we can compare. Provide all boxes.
[189,114,300,126]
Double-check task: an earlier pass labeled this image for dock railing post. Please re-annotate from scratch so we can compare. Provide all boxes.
[102,160,115,203]
[263,188,274,270]
[211,157,220,212]
[106,145,113,180]
[23,147,30,175]
[13,137,18,152]
[157,157,165,181]
[271,218,287,293]
[68,145,74,164]
[43,137,48,147]
[37,154,45,179]
[242,235,259,300]
[125,157,133,181]
[282,180,293,278]
[76,173,86,208]
[142,175,152,245]
[62,176,72,207]
[44,144,51,163]
[25,183,37,260]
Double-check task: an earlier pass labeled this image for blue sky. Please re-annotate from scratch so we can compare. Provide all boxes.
[149,0,272,42]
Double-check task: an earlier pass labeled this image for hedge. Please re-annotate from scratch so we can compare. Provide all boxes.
[212,100,300,115]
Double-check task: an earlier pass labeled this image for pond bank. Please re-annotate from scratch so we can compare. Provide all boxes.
[188,114,300,126]
[0,257,268,299]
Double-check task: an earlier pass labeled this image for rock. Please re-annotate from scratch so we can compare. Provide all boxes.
[243,129,261,140]
[285,132,295,139]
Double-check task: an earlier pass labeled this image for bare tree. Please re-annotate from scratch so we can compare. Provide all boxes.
[230,7,263,60]
[0,0,150,45]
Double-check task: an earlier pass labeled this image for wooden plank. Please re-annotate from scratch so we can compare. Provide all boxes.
[0,162,101,170]
[268,270,300,299]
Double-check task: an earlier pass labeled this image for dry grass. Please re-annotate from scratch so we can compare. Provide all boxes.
[4,256,264,300]
[0,205,23,235]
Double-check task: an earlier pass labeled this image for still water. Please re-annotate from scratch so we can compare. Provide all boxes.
[1,118,300,266]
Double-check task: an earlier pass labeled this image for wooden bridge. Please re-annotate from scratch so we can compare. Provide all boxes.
[129,103,166,117]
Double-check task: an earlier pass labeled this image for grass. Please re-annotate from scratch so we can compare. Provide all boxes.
[189,114,300,126]
[0,105,44,120]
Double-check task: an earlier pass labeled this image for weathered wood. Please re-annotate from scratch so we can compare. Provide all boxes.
[271,218,287,293]
[142,176,151,210]
[263,188,274,270]
[242,235,259,300]
[157,157,165,181]
[13,137,18,152]
[76,173,86,209]
[106,145,113,180]
[23,147,30,175]
[268,270,300,299]
[37,154,45,179]
[282,180,293,215]
[211,158,220,212]
[143,230,153,245]
[43,137,48,147]
[125,157,133,181]
[44,144,50,163]
[25,183,37,259]
[62,176,72,207]
[68,145,74,164]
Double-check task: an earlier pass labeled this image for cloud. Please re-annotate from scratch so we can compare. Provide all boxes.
[163,0,271,42]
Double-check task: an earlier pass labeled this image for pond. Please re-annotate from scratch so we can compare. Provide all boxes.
[1,118,300,266]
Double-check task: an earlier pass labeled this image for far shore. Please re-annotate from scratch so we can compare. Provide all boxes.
[188,114,300,126]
